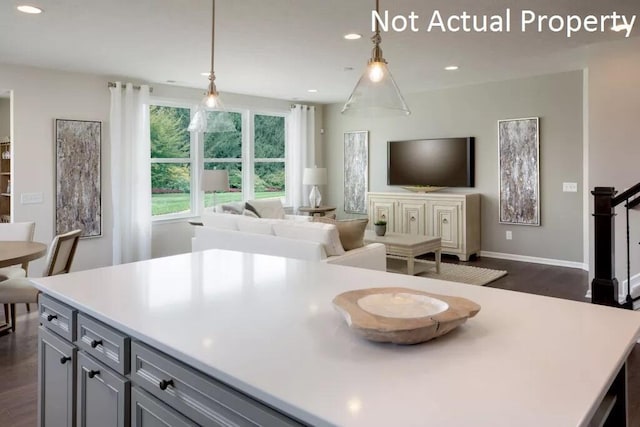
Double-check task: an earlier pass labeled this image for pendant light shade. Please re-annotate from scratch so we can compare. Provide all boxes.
[341,0,410,117]
[188,0,235,133]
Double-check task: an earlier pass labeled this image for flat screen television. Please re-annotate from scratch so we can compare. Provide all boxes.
[387,137,475,187]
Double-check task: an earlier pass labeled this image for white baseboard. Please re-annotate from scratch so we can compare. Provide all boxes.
[479,251,588,270]
[584,272,640,306]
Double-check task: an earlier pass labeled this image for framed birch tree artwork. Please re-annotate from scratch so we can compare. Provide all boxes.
[344,131,369,214]
[498,117,540,226]
[55,119,102,238]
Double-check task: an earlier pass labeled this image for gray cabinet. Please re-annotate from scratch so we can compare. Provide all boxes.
[131,387,196,427]
[38,295,302,427]
[77,352,130,427]
[38,326,77,427]
[131,341,302,426]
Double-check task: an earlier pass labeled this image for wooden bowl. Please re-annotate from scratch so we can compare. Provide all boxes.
[333,287,481,345]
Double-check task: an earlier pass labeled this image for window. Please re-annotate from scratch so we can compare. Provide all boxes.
[150,105,193,217]
[150,102,288,220]
[253,114,286,200]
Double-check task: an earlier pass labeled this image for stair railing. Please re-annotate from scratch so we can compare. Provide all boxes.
[592,184,640,309]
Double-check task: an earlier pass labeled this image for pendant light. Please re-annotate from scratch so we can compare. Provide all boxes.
[188,0,235,133]
[341,0,410,117]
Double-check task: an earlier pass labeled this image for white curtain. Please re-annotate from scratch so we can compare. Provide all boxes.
[110,82,151,264]
[287,104,316,210]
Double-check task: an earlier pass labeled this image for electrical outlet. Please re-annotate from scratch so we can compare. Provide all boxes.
[506,230,513,240]
[563,182,578,192]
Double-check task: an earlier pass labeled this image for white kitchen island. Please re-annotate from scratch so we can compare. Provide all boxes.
[32,249,640,427]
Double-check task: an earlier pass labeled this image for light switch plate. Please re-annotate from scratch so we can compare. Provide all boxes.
[506,230,513,240]
[20,192,43,204]
[563,182,578,192]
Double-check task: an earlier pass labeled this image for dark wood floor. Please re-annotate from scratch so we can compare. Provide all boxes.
[0,257,638,426]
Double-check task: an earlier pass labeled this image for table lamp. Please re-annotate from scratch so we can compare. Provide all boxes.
[303,167,327,208]
[202,169,229,210]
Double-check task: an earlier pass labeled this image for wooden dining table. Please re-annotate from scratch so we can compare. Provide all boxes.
[0,241,48,334]
[0,241,48,268]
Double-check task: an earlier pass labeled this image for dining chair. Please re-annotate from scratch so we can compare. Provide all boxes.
[0,229,81,332]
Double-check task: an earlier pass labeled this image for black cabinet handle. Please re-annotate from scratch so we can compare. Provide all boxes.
[87,370,100,379]
[159,379,174,391]
[90,339,103,349]
[60,356,72,364]
[47,314,57,322]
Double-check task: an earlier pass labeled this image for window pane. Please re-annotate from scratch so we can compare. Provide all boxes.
[151,163,191,216]
[204,112,242,159]
[254,115,285,158]
[204,162,242,207]
[150,106,190,158]
[254,162,285,199]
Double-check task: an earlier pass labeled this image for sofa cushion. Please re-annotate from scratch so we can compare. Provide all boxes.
[314,217,368,251]
[272,222,345,256]
[237,216,275,235]
[245,198,286,219]
[200,213,239,230]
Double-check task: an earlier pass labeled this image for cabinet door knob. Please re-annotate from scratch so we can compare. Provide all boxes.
[87,370,100,379]
[90,339,103,349]
[60,356,72,364]
[442,218,448,224]
[410,216,416,222]
[159,379,174,391]
[46,314,57,322]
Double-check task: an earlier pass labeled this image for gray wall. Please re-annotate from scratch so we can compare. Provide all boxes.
[587,37,640,283]
[324,71,584,263]
[0,97,10,140]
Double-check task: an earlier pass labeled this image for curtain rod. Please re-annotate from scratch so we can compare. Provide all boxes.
[108,82,154,93]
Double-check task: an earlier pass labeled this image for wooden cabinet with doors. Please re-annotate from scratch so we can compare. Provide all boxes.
[367,192,481,261]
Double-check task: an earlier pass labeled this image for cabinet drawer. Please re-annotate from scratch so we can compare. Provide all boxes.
[131,387,197,427]
[77,352,130,427]
[131,341,303,427]
[77,313,130,375]
[40,295,77,341]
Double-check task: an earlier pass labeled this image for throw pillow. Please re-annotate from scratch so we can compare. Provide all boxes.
[314,217,368,251]
[244,203,261,218]
[220,202,244,215]
[245,198,285,219]
[242,209,259,218]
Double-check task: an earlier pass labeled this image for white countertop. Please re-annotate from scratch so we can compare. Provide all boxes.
[32,249,640,427]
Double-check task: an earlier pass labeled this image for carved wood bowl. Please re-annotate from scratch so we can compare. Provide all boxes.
[333,287,481,345]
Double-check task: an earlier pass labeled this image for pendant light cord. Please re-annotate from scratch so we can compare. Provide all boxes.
[210,0,215,75]
[370,0,384,63]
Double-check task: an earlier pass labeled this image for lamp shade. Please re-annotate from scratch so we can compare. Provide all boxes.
[202,169,229,192]
[303,167,327,186]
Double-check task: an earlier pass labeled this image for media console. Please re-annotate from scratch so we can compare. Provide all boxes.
[367,192,481,261]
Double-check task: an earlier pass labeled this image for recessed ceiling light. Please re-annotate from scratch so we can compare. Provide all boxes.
[307,89,318,93]
[17,5,43,14]
[445,65,459,71]
[166,80,177,84]
[344,66,354,71]
[344,33,362,40]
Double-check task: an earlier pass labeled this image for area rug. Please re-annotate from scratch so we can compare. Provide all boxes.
[387,259,507,286]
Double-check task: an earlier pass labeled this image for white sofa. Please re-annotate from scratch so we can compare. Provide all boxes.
[191,213,387,271]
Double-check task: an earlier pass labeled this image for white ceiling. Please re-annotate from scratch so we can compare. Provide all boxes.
[0,0,638,103]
